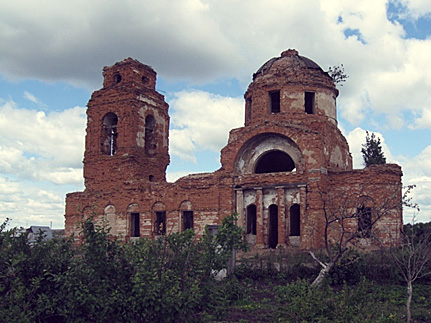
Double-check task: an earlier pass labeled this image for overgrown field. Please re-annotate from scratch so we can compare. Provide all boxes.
[1,218,430,322]
[223,250,431,322]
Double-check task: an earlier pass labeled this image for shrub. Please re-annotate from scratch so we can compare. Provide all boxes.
[0,215,246,322]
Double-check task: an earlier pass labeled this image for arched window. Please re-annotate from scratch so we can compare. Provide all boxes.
[145,115,156,155]
[127,204,140,238]
[255,150,295,174]
[179,201,193,232]
[153,202,167,236]
[101,113,118,155]
[246,204,257,235]
[290,204,300,236]
[357,206,372,238]
[183,211,194,231]
[155,211,166,235]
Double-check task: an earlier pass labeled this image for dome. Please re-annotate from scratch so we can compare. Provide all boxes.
[244,49,338,126]
[253,49,324,80]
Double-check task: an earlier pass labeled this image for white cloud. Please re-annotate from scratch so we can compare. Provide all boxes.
[1,0,431,227]
[345,127,395,168]
[23,91,40,104]
[409,107,431,129]
[402,146,431,223]
[1,0,430,130]
[0,176,69,229]
[169,90,243,161]
[0,101,86,184]
[398,0,431,19]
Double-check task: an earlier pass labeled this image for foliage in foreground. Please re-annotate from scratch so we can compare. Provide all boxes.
[2,216,431,322]
[0,214,247,323]
[226,277,431,323]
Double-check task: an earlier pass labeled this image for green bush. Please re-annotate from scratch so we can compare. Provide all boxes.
[328,248,364,285]
[0,214,247,323]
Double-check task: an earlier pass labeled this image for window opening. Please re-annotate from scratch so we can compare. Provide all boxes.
[246,204,257,235]
[149,175,154,182]
[114,73,122,84]
[358,207,372,238]
[246,97,252,122]
[207,225,219,236]
[305,92,315,114]
[268,204,278,249]
[255,150,295,173]
[131,213,140,237]
[270,91,280,113]
[183,211,193,231]
[101,113,118,155]
[155,211,166,235]
[145,115,156,155]
[290,204,300,236]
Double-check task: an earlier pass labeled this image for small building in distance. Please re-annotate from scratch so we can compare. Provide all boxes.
[25,226,64,244]
[65,49,403,249]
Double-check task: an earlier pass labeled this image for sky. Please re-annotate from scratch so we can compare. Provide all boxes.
[1,0,431,229]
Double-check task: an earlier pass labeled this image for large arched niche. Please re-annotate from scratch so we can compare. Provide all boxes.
[255,150,295,173]
[233,133,304,175]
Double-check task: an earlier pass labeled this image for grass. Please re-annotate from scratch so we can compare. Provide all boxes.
[202,249,431,322]
[207,278,431,322]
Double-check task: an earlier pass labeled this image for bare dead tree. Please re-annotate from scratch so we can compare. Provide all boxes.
[382,186,430,323]
[389,222,431,323]
[309,181,401,288]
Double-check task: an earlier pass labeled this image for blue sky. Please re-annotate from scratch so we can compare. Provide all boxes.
[1,0,431,228]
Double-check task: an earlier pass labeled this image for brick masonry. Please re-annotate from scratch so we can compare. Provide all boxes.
[65,50,403,249]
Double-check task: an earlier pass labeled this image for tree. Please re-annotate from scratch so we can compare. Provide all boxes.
[385,188,429,323]
[389,222,431,323]
[309,182,401,288]
[328,64,348,85]
[361,131,386,167]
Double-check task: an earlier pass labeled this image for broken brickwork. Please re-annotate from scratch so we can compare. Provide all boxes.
[65,50,403,249]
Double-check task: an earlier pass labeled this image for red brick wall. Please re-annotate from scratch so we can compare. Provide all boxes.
[65,52,402,250]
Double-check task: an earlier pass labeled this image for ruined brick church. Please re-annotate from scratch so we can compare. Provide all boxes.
[65,49,403,249]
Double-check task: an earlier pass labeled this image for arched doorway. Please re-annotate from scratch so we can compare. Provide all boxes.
[290,204,300,236]
[246,204,257,235]
[246,204,257,246]
[268,204,278,249]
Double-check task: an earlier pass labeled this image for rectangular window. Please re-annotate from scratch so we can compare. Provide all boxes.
[155,211,166,235]
[246,97,252,122]
[206,225,219,236]
[131,213,140,237]
[269,91,280,113]
[183,211,194,231]
[357,207,372,238]
[305,91,315,114]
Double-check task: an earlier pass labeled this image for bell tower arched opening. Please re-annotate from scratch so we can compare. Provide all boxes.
[145,115,156,155]
[101,112,118,156]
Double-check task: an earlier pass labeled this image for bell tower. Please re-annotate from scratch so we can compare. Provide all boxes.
[83,58,170,191]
